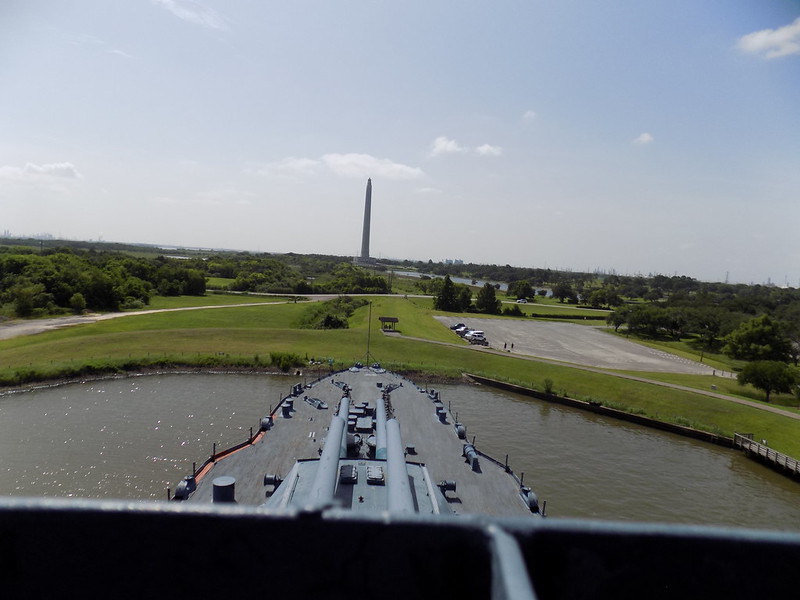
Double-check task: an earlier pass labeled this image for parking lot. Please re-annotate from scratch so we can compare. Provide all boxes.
[435,316,716,375]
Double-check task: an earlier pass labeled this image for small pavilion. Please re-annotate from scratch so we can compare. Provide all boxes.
[378,316,399,331]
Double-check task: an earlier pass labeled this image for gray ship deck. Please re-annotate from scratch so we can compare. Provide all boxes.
[185,369,534,517]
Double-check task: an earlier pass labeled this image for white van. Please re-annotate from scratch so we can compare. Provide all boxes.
[465,330,484,340]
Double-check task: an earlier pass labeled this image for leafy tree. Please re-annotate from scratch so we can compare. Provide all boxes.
[606,307,629,332]
[322,264,388,294]
[643,288,662,302]
[686,306,726,350]
[475,282,501,314]
[182,269,207,296]
[296,296,367,329]
[723,315,792,362]
[434,275,460,312]
[552,282,576,303]
[664,307,690,338]
[69,292,87,314]
[456,285,473,311]
[626,304,670,336]
[507,279,534,300]
[603,287,623,307]
[776,303,800,366]
[587,288,607,308]
[737,360,799,403]
[9,281,45,317]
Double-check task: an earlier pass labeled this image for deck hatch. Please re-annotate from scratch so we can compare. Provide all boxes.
[339,464,358,484]
[366,466,385,485]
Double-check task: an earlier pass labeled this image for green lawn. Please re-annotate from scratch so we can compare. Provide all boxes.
[608,331,742,373]
[2,296,800,457]
[206,277,235,289]
[502,301,611,323]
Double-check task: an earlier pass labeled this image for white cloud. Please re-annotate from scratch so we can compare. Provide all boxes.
[476,144,503,156]
[0,162,82,180]
[523,110,537,122]
[737,17,800,59]
[632,132,654,145]
[151,0,229,30]
[429,136,468,157]
[429,137,503,157]
[253,154,423,180]
[255,157,321,177]
[111,49,135,59]
[25,162,82,178]
[322,153,424,179]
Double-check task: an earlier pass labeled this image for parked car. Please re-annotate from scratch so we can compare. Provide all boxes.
[450,322,466,330]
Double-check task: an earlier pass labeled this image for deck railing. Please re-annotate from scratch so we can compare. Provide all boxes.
[734,433,800,477]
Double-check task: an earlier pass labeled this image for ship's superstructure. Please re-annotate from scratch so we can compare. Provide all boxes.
[179,368,539,517]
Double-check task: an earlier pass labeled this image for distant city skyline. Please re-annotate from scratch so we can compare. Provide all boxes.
[4,227,796,288]
[1,2,798,285]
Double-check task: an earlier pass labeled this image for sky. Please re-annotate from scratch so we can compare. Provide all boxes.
[1,1,799,284]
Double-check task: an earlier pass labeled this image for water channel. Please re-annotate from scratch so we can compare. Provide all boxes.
[1,373,798,531]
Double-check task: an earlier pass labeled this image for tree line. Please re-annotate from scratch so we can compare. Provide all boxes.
[0,246,390,318]
[425,267,800,403]
[0,247,205,317]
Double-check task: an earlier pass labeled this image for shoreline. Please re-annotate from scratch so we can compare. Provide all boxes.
[0,365,466,396]
[467,373,800,484]
[4,366,799,485]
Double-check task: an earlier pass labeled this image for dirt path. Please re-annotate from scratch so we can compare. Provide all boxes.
[0,302,296,340]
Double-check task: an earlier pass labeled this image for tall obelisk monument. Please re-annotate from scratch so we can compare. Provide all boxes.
[360,178,372,262]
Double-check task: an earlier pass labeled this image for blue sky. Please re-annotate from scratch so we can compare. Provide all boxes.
[1,1,799,284]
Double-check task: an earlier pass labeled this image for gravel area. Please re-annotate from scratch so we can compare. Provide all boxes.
[435,316,716,375]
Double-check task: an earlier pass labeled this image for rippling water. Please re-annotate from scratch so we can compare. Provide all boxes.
[437,382,800,530]
[1,373,798,531]
[0,374,289,499]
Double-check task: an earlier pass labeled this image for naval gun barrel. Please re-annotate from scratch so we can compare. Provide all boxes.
[337,397,350,458]
[307,413,346,507]
[386,418,414,513]
[375,397,387,459]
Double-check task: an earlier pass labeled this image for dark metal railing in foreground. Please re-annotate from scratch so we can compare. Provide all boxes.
[4,497,800,600]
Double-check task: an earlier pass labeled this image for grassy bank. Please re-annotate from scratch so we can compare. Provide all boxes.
[2,295,799,457]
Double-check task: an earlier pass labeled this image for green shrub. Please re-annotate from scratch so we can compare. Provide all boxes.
[269,351,304,372]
